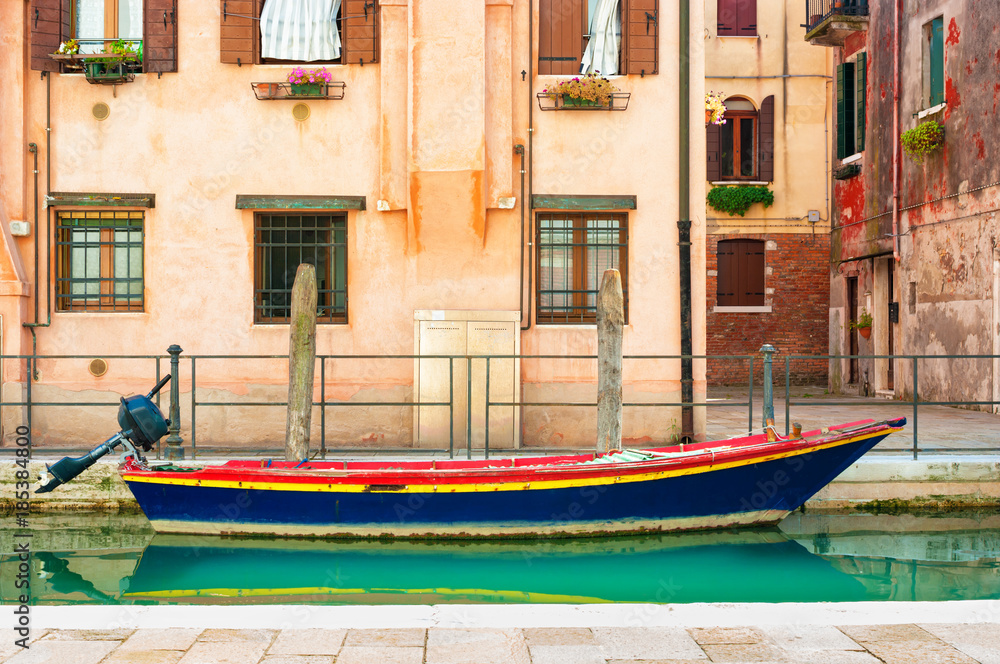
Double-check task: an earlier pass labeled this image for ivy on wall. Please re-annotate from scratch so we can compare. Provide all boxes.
[706,186,774,217]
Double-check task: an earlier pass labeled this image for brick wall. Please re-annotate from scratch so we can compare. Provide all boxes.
[707,233,830,386]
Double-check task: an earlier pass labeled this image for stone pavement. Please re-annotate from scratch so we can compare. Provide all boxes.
[5,623,1000,664]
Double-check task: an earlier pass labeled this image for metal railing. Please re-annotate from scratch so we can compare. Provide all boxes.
[805,0,869,32]
[1,349,998,460]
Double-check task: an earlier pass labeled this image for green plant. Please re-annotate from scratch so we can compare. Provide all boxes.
[706,185,774,217]
[54,39,80,55]
[900,120,944,163]
[108,39,141,66]
[850,308,873,330]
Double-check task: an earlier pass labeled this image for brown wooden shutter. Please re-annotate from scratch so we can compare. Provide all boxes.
[758,95,774,182]
[144,0,178,73]
[717,240,764,306]
[538,0,586,76]
[625,0,658,76]
[717,0,737,36]
[736,0,757,36]
[707,122,721,182]
[220,0,259,65]
[744,240,765,305]
[31,0,68,72]
[716,240,737,306]
[342,0,379,65]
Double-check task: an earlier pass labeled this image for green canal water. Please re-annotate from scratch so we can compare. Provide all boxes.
[3,512,999,605]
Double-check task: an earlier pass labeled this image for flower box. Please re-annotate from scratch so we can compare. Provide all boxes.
[536,92,630,111]
[252,81,346,100]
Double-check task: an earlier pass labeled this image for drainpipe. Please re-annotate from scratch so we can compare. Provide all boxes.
[891,0,900,262]
[516,143,530,331]
[521,1,534,333]
[678,0,693,443]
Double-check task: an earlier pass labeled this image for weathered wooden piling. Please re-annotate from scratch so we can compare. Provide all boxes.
[285,264,318,462]
[597,269,624,454]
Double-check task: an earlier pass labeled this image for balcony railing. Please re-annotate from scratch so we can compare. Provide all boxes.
[804,0,869,46]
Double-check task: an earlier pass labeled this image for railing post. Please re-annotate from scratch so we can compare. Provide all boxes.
[165,344,184,461]
[912,356,919,460]
[760,344,777,438]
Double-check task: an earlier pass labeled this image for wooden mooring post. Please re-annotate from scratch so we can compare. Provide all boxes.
[286,264,317,462]
[597,269,624,454]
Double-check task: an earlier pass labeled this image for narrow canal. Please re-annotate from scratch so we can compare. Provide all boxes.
[3,512,999,605]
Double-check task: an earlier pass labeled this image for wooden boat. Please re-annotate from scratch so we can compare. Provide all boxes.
[37,376,906,539]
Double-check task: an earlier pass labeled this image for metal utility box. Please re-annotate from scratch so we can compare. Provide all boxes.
[414,310,520,451]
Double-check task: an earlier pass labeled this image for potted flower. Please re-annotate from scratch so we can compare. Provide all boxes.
[85,39,140,80]
[901,120,944,164]
[54,39,80,56]
[705,91,726,125]
[850,308,873,339]
[543,73,619,108]
[288,67,332,96]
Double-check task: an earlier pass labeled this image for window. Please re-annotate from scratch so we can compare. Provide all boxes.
[836,53,866,159]
[30,0,177,73]
[536,212,628,324]
[707,96,774,182]
[717,0,756,37]
[220,0,378,66]
[716,239,764,307]
[922,17,944,108]
[254,213,347,324]
[537,0,658,76]
[55,211,144,312]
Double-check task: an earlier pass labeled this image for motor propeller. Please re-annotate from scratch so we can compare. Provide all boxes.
[35,375,172,494]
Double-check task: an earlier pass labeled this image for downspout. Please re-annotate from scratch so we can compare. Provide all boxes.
[891,0,900,261]
[521,0,534,333]
[678,0,693,443]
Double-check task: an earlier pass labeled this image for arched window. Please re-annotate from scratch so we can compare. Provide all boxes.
[707,96,774,183]
[717,239,765,307]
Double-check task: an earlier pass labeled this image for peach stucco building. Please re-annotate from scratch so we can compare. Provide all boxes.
[0,0,705,452]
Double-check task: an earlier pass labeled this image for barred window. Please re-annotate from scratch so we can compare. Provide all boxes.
[536,212,628,324]
[254,213,347,324]
[55,210,144,312]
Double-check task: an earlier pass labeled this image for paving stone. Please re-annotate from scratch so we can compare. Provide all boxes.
[176,641,268,664]
[268,629,346,655]
[117,629,203,652]
[758,625,866,652]
[860,640,981,664]
[593,627,707,661]
[260,657,335,664]
[425,628,530,664]
[688,628,763,645]
[102,650,185,664]
[334,646,424,664]
[699,643,787,662]
[528,645,606,664]
[920,623,1000,664]
[197,629,276,644]
[837,624,938,643]
[4,640,119,664]
[778,651,882,664]
[38,629,133,641]
[343,629,425,647]
[523,628,597,646]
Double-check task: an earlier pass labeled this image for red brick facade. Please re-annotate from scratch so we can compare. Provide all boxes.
[707,233,830,386]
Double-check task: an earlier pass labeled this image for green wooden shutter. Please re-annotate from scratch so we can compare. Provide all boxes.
[836,63,846,159]
[856,52,866,153]
[930,17,944,105]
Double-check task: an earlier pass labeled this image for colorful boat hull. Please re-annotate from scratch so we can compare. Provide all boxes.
[121,418,905,538]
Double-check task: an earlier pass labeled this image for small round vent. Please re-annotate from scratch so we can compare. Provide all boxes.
[92,102,110,121]
[88,358,108,377]
[292,103,311,122]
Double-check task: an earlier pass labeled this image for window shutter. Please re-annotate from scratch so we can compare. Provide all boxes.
[744,240,765,306]
[30,0,68,72]
[930,17,943,105]
[342,0,379,65]
[836,63,846,160]
[736,0,757,36]
[856,52,866,153]
[718,240,765,306]
[717,0,737,36]
[716,241,737,306]
[625,0,658,76]
[220,0,259,65]
[758,95,774,182]
[144,0,178,73]
[707,122,721,182]
[538,0,586,75]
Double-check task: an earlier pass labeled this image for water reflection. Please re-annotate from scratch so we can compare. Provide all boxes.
[4,513,1000,605]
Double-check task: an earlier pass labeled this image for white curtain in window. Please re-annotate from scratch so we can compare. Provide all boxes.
[581,0,621,76]
[260,0,342,61]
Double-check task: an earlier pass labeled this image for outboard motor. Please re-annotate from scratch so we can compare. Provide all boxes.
[35,375,172,493]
